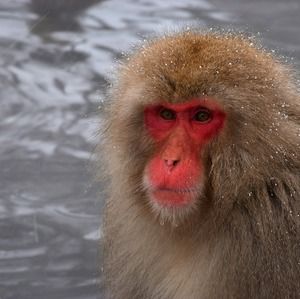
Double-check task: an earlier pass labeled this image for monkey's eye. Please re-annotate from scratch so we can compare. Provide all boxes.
[193,109,212,123]
[159,108,176,120]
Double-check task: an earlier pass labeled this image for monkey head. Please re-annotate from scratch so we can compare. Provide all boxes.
[104,31,300,227]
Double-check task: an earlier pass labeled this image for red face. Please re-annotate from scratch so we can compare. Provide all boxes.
[143,99,226,211]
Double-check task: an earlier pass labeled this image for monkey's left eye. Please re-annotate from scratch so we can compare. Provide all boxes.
[159,108,176,120]
[193,109,212,123]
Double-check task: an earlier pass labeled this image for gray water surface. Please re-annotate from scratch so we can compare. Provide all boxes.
[0,1,299,298]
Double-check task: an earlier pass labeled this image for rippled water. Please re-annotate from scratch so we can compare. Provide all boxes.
[0,0,299,298]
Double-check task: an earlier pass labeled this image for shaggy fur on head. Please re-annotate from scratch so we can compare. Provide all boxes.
[100,30,300,299]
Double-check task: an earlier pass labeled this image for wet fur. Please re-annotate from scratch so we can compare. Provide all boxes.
[100,31,300,299]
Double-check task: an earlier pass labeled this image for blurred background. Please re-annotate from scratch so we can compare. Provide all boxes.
[0,0,299,298]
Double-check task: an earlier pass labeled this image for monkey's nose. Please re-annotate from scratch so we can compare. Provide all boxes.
[164,159,180,168]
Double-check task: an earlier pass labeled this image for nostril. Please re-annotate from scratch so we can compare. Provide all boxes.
[173,160,180,166]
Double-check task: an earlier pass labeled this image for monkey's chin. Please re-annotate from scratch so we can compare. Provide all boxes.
[147,188,199,226]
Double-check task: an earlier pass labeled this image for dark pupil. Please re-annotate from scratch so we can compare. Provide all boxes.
[194,109,211,122]
[160,108,175,120]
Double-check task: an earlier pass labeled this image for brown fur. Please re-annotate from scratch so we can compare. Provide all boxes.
[100,30,300,299]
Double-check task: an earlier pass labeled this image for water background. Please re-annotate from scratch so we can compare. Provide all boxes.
[0,0,299,298]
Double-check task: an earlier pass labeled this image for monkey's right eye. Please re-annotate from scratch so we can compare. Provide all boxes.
[159,108,176,120]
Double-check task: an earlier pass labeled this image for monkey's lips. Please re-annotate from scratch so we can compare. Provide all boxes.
[150,187,199,207]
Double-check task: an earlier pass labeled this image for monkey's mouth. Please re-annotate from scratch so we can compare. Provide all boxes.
[150,187,199,207]
[157,187,199,194]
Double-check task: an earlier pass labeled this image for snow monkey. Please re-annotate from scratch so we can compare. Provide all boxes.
[101,31,300,299]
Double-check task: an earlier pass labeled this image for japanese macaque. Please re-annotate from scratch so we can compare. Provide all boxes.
[101,31,300,299]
